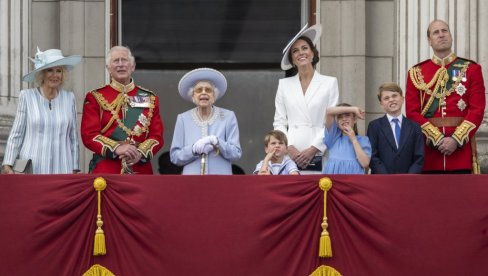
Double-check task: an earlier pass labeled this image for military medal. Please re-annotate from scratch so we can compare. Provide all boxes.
[457,99,466,111]
[133,125,143,136]
[129,95,151,108]
[138,113,149,127]
[451,69,460,81]
[456,83,466,96]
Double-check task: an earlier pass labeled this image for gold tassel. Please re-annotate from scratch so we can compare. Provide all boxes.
[319,177,333,258]
[472,156,480,174]
[471,138,480,174]
[309,265,342,276]
[93,177,107,256]
[83,264,115,276]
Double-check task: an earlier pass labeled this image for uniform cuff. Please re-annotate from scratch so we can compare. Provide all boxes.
[421,122,444,147]
[452,120,476,146]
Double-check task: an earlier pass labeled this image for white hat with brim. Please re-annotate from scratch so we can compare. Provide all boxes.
[280,24,322,71]
[22,47,82,82]
[178,68,227,102]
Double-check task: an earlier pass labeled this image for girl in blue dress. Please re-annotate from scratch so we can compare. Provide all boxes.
[322,103,371,174]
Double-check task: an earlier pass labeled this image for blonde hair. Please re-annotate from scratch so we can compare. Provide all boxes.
[34,66,69,87]
[264,130,288,146]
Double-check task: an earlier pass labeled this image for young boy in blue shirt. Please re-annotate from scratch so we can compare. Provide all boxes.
[254,130,300,175]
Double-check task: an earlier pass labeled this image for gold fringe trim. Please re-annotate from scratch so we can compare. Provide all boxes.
[319,177,333,258]
[83,264,115,276]
[93,177,107,256]
[309,265,342,276]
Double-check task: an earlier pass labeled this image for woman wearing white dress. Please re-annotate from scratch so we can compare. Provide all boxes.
[1,48,81,174]
[273,24,339,173]
[170,68,242,175]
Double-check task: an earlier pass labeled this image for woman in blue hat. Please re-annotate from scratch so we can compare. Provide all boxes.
[170,68,242,175]
[1,48,81,174]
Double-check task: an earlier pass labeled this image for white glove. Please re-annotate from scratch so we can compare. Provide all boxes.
[202,144,214,154]
[192,136,218,154]
[205,135,218,145]
[192,138,207,154]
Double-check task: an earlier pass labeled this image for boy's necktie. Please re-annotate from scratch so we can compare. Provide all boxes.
[392,118,401,148]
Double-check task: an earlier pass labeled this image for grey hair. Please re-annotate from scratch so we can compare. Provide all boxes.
[34,66,69,87]
[187,81,220,99]
[106,46,135,66]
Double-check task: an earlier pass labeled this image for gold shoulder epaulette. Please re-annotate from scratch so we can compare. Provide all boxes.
[92,84,109,93]
[456,57,477,65]
[137,85,156,95]
[412,59,430,68]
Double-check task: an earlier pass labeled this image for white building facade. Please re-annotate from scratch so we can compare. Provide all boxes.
[1,0,487,172]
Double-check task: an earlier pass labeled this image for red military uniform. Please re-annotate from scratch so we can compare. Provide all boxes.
[81,79,164,174]
[406,53,485,172]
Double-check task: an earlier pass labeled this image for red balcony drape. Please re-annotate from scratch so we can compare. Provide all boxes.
[0,174,487,276]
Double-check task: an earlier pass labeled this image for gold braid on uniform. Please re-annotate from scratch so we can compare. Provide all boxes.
[452,120,476,146]
[409,60,470,116]
[409,66,449,115]
[91,91,155,138]
[421,122,444,147]
[137,139,160,159]
[93,135,119,157]
[90,91,125,134]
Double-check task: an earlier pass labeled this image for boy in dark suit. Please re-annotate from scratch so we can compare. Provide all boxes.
[367,83,424,174]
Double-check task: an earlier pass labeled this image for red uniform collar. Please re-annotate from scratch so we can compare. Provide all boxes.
[431,52,457,67]
[110,78,135,93]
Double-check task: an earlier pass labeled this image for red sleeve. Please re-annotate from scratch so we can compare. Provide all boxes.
[463,63,486,137]
[80,92,118,156]
[405,67,430,127]
[139,95,164,159]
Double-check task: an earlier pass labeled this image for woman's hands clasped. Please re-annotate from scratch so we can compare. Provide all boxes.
[288,145,318,169]
[192,135,218,155]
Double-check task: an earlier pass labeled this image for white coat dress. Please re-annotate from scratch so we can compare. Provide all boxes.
[273,71,339,155]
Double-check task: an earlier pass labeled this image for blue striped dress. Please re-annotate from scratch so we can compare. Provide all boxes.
[2,88,80,174]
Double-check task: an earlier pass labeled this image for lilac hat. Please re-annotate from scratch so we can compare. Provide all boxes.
[22,47,81,82]
[280,24,322,70]
[178,68,227,102]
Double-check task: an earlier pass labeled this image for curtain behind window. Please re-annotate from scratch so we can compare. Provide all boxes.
[122,0,301,68]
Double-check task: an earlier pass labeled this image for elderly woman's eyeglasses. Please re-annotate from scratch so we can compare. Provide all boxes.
[194,86,214,94]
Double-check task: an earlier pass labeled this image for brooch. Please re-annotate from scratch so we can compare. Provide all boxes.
[455,83,466,96]
[457,99,466,111]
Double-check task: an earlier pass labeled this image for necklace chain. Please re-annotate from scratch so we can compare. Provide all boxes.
[39,87,58,101]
